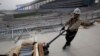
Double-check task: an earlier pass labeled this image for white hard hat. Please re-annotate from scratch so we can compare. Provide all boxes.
[73,8,81,14]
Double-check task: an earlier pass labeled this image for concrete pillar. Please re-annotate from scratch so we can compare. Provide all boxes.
[36,3,38,9]
[33,5,35,9]
[37,3,39,9]
[11,29,13,39]
[42,1,45,5]
[27,6,30,10]
[28,6,30,10]
[23,7,25,10]
[40,2,42,6]
[34,4,36,9]
[30,6,32,10]
[21,7,23,10]
[31,4,34,9]
[35,4,38,9]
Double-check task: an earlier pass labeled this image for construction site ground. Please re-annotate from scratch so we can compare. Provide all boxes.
[0,22,100,56]
[0,8,100,56]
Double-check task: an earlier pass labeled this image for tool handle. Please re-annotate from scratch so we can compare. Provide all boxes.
[48,30,66,46]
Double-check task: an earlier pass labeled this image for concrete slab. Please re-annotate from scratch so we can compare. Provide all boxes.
[0,41,15,55]
[0,23,100,56]
[35,22,100,56]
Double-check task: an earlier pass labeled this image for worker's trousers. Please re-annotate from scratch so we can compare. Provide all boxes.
[65,29,78,45]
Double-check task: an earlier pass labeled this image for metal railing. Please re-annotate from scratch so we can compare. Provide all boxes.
[81,10,100,20]
[0,27,31,41]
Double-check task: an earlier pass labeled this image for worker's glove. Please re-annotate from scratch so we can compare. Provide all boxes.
[61,26,65,30]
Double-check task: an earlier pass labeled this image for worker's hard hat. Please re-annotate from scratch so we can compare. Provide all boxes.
[73,8,81,14]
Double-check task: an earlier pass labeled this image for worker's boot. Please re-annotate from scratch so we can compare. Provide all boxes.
[63,42,70,50]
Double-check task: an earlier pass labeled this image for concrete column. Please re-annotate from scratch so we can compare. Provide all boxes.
[42,1,45,5]
[37,3,39,9]
[33,5,35,9]
[11,29,13,39]
[34,4,36,9]
[27,6,30,10]
[40,2,42,6]
[35,4,38,9]
[27,6,28,10]
[22,7,25,10]
[30,5,32,9]
[36,3,38,9]
[31,4,34,9]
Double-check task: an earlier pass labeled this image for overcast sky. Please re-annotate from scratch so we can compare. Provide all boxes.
[0,0,35,10]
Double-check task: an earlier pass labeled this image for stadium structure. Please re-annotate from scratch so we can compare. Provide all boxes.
[16,0,97,10]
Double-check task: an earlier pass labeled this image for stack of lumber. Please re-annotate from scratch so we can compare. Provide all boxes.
[8,38,44,56]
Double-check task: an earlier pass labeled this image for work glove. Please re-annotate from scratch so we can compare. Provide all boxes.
[61,26,65,30]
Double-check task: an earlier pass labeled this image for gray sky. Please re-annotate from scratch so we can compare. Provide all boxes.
[0,0,35,10]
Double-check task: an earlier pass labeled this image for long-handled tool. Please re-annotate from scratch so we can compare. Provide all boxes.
[43,29,66,55]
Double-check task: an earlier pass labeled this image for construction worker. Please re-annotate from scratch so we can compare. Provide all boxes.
[61,8,82,49]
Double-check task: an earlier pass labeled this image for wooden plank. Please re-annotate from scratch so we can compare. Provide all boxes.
[38,43,44,56]
[33,43,39,56]
[8,46,21,56]
[13,46,21,56]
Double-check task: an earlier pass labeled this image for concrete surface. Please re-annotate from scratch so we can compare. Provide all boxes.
[0,23,100,56]
[35,22,100,56]
[0,41,15,55]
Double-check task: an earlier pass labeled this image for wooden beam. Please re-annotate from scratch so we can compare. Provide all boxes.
[38,43,44,56]
[33,43,39,56]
